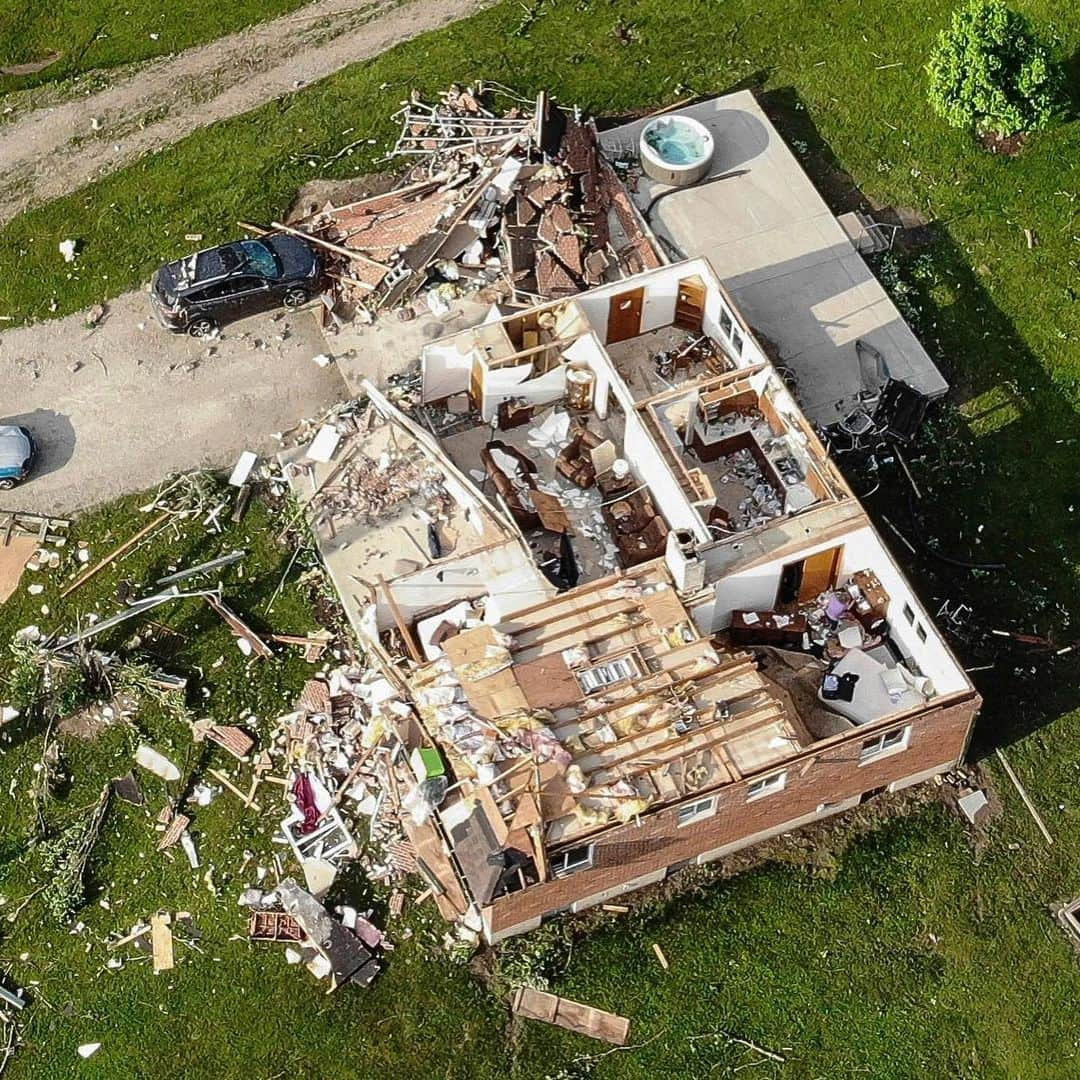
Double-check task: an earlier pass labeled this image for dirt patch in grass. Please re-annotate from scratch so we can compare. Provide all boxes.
[57,691,136,739]
[285,170,401,222]
[979,129,1028,156]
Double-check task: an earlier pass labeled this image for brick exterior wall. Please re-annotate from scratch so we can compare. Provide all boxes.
[485,693,979,938]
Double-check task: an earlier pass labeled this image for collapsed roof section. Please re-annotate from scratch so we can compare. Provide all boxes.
[289,84,664,320]
[279,390,552,665]
[409,563,810,871]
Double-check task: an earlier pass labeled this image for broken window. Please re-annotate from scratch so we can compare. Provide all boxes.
[552,844,594,878]
[677,796,716,827]
[860,726,910,762]
[746,771,786,801]
[577,655,639,695]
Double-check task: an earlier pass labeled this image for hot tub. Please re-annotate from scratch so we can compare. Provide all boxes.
[639,114,714,186]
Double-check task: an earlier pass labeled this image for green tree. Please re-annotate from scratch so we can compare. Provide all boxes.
[926,0,1062,138]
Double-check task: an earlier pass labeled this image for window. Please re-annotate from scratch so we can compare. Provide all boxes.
[677,796,716,827]
[577,655,639,695]
[746,771,787,801]
[916,623,928,644]
[202,277,258,299]
[860,726,911,762]
[730,327,744,357]
[719,307,733,337]
[236,239,282,279]
[552,844,594,878]
[902,603,915,625]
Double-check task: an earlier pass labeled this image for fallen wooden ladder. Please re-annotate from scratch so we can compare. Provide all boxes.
[0,510,71,547]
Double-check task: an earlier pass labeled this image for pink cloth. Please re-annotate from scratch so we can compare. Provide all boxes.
[292,773,321,835]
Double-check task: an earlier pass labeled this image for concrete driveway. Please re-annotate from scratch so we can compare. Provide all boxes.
[0,291,346,516]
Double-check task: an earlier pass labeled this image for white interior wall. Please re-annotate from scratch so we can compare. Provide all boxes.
[837,529,968,694]
[704,523,967,694]
[640,268,680,332]
[703,284,767,369]
[572,258,717,343]
[623,409,708,540]
[422,340,476,402]
[480,363,532,420]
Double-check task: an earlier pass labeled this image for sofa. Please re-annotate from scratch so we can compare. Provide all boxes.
[482,440,540,531]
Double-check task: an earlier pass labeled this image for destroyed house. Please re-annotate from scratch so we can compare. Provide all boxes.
[290,256,979,943]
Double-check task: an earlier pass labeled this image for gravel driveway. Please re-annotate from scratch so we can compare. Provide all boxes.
[0,292,345,516]
[0,0,493,225]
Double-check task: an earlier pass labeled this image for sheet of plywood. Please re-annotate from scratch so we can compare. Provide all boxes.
[150,914,174,973]
[512,986,630,1045]
[0,535,37,604]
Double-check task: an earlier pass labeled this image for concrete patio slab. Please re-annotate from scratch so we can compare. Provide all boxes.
[598,91,948,426]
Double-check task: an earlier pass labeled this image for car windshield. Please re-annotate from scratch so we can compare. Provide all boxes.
[235,240,281,279]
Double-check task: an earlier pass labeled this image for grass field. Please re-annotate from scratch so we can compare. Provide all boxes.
[0,0,311,91]
[1,0,1079,1076]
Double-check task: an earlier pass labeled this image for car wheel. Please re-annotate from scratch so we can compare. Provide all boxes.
[188,316,216,339]
[283,288,308,310]
[0,478,15,490]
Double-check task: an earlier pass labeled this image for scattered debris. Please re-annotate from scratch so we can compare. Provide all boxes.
[276,878,380,990]
[77,1043,101,1060]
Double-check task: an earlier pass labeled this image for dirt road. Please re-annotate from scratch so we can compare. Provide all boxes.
[0,293,345,516]
[0,0,491,226]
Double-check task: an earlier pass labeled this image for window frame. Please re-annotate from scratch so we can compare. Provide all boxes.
[859,725,911,764]
[746,770,787,802]
[576,654,640,695]
[677,795,717,827]
[552,844,594,878]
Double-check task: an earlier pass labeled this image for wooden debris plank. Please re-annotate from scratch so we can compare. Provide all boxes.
[511,987,630,1046]
[150,914,174,973]
[60,512,167,597]
[652,943,669,970]
[205,595,273,659]
[207,767,262,811]
[157,812,190,851]
[0,510,71,546]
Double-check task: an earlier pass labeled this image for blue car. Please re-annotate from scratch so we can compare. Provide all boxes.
[0,426,35,490]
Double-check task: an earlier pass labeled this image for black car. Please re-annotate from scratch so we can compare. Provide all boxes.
[150,234,322,337]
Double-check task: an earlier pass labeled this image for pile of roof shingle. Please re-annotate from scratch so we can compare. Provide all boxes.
[290,85,663,321]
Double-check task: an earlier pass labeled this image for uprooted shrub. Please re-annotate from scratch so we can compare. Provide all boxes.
[926,0,1062,138]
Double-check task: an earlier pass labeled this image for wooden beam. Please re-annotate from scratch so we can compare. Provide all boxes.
[270,219,387,271]
[60,512,168,597]
[207,767,262,811]
[378,576,423,663]
[583,700,785,792]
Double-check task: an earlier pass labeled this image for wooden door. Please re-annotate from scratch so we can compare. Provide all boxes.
[797,546,842,603]
[674,276,705,332]
[777,545,842,607]
[606,288,644,344]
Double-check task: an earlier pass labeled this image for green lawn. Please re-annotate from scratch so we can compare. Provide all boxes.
[1,0,1079,1076]
[0,0,312,91]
